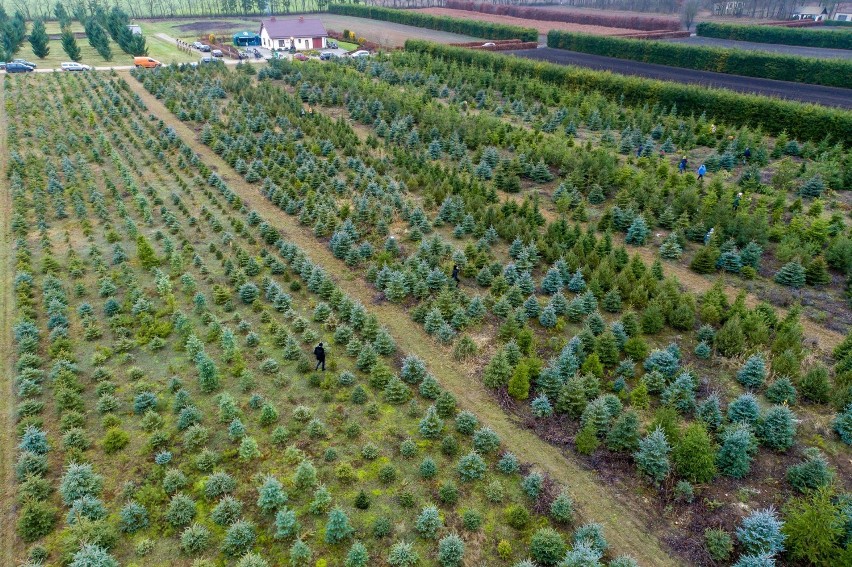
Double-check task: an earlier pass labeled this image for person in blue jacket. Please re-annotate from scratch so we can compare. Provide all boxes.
[697,164,707,180]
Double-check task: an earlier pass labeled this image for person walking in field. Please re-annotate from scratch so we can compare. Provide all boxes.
[678,156,687,174]
[697,164,707,180]
[452,264,460,286]
[314,342,326,372]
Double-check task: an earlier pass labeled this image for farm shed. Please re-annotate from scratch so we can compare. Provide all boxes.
[233,31,262,46]
[259,16,328,51]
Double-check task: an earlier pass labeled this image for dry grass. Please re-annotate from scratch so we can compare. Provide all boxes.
[417,7,632,36]
[0,75,18,566]
[122,70,681,566]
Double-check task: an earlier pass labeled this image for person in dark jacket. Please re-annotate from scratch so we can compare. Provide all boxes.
[451,264,460,285]
[314,343,326,371]
[678,156,687,174]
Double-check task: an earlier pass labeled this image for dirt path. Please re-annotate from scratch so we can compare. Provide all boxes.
[122,71,681,567]
[0,75,19,564]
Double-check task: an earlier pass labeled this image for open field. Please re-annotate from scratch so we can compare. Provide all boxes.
[510,46,852,107]
[416,7,629,37]
[668,35,852,59]
[3,26,852,567]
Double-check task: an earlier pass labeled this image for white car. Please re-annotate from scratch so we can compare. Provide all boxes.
[349,50,370,58]
[482,42,496,47]
[61,62,91,71]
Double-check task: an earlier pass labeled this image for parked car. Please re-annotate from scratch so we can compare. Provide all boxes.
[192,41,203,49]
[133,56,162,68]
[0,62,6,70]
[61,62,91,71]
[482,42,496,47]
[319,51,337,60]
[199,44,211,52]
[349,50,370,58]
[5,62,34,73]
[293,52,308,61]
[199,56,215,64]
[211,49,223,58]
[12,58,37,68]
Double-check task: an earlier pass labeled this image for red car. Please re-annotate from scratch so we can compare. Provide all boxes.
[293,53,308,61]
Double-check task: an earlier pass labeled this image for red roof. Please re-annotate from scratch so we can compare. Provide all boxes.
[260,17,327,39]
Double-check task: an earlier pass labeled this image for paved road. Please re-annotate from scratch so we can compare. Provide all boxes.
[668,35,852,60]
[508,47,852,108]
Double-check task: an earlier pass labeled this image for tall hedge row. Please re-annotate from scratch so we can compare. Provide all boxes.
[547,30,852,88]
[696,21,852,49]
[327,4,538,42]
[404,40,852,146]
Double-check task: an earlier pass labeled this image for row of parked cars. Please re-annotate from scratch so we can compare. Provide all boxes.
[192,41,223,58]
[1,59,92,72]
[295,49,370,62]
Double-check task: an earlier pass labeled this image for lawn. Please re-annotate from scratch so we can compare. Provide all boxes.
[10,34,196,69]
[336,40,359,51]
[11,41,114,68]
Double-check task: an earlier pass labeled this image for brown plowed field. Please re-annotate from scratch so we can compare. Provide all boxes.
[415,7,633,36]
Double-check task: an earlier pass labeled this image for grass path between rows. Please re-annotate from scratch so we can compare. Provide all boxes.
[0,75,20,564]
[122,71,682,567]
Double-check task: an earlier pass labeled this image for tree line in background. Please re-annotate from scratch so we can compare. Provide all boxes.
[0,0,337,19]
[3,3,147,62]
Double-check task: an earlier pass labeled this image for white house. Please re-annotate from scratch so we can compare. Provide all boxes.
[832,3,852,20]
[259,16,328,51]
[791,5,829,20]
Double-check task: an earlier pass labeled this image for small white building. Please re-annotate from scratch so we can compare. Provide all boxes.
[832,3,852,21]
[259,16,328,51]
[791,5,829,20]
